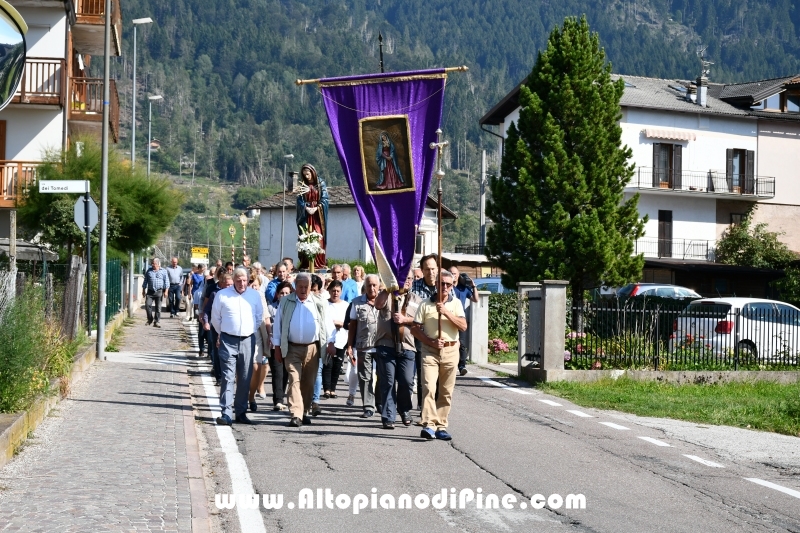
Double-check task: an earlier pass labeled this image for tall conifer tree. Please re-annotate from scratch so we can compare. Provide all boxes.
[486,16,645,322]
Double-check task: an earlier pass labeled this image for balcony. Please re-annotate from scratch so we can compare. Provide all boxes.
[629,167,775,200]
[634,237,714,261]
[0,161,41,209]
[9,58,66,107]
[72,0,122,56]
[68,77,120,143]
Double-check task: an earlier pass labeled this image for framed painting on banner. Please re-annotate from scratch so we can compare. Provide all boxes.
[359,115,415,195]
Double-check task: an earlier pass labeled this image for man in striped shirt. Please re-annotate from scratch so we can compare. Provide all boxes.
[142,258,169,327]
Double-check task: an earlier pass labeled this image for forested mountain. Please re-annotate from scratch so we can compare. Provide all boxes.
[110,0,800,249]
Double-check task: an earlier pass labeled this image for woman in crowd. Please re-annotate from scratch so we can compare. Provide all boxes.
[268,281,293,410]
[323,280,349,399]
[353,265,366,294]
[248,273,270,410]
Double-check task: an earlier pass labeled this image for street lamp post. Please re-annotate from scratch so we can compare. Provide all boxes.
[192,128,204,187]
[281,153,294,261]
[131,17,153,168]
[147,94,162,179]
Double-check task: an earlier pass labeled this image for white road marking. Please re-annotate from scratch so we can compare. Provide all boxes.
[745,478,800,499]
[598,422,630,430]
[566,410,594,418]
[638,436,671,447]
[538,399,562,406]
[683,455,724,468]
[477,376,533,394]
[201,375,266,533]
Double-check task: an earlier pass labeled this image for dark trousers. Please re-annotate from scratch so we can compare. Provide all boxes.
[269,348,288,406]
[375,346,415,424]
[210,328,221,381]
[145,290,163,324]
[198,324,207,355]
[322,348,346,393]
[167,284,181,315]
[458,328,469,370]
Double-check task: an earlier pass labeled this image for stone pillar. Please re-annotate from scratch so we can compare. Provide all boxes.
[541,280,569,371]
[520,280,569,382]
[468,290,490,364]
[517,282,541,378]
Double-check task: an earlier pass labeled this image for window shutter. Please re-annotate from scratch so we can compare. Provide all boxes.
[672,144,682,189]
[652,143,661,187]
[745,150,755,194]
[726,148,734,192]
[0,120,5,160]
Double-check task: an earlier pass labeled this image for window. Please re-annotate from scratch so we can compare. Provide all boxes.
[787,93,800,113]
[658,210,672,258]
[730,213,746,226]
[415,234,424,255]
[726,149,755,193]
[751,93,782,111]
[652,143,682,188]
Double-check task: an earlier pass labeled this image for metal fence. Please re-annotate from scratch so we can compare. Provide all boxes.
[104,259,123,325]
[567,299,800,370]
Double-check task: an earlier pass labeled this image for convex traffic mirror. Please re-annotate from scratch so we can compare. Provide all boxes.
[0,0,26,113]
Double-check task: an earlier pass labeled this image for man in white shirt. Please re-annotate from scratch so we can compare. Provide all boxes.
[272,273,336,427]
[211,267,264,425]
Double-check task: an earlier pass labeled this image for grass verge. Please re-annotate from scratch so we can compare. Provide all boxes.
[539,377,800,437]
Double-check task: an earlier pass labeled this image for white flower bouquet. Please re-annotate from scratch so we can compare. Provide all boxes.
[297,223,323,259]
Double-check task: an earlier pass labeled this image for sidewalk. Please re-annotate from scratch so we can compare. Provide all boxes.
[0,308,209,532]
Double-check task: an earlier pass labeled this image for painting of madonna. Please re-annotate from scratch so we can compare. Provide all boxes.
[375,131,405,190]
[296,163,329,270]
[360,116,414,194]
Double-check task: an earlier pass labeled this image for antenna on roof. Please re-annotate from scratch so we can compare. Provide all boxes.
[695,46,713,107]
[696,46,713,79]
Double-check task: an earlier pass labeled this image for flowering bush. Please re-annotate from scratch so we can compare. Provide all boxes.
[488,338,510,357]
[296,223,324,258]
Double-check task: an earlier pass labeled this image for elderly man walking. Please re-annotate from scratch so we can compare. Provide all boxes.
[411,269,467,441]
[272,273,336,427]
[142,258,169,327]
[211,267,264,425]
[346,274,381,418]
[165,257,183,319]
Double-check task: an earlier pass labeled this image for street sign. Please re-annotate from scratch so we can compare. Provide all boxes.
[40,180,90,194]
[190,257,210,265]
[74,196,99,231]
[191,246,209,256]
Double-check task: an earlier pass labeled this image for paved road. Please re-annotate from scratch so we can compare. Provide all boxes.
[186,324,800,533]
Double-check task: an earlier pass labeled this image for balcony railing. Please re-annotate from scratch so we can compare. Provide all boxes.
[634,237,715,261]
[0,161,41,208]
[630,167,775,198]
[455,243,486,255]
[10,57,66,106]
[69,78,120,143]
[74,0,122,55]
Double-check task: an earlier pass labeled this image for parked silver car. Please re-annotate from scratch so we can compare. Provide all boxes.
[670,297,800,361]
[474,277,513,294]
[617,283,701,299]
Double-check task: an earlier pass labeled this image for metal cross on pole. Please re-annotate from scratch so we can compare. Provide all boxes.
[429,128,448,339]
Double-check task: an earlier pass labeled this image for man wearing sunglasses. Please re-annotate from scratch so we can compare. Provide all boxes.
[410,270,467,441]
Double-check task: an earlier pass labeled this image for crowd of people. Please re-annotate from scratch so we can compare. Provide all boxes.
[142,253,479,440]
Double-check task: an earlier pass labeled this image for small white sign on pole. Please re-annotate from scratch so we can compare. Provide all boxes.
[39,180,90,194]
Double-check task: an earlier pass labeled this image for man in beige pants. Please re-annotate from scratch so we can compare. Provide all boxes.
[411,270,467,441]
[272,273,336,427]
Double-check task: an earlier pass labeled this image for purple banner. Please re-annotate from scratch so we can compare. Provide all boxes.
[319,69,446,288]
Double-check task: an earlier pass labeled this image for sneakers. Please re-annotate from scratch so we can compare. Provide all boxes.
[360,410,374,418]
[153,322,161,328]
[435,429,452,441]
[346,395,355,407]
[420,427,436,440]
[382,421,395,430]
[216,415,232,426]
[459,367,468,376]
[273,403,287,411]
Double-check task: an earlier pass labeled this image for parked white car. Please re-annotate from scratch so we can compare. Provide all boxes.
[670,297,800,361]
[474,277,513,294]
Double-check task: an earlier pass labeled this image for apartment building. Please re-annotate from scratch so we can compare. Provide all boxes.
[0,0,121,239]
[480,72,800,295]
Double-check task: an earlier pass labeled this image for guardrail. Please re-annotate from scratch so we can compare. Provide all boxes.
[0,161,41,208]
[75,0,122,55]
[634,237,714,261]
[11,58,66,106]
[630,167,775,198]
[69,78,120,143]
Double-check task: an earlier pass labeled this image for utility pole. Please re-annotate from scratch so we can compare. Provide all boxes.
[280,153,294,260]
[480,150,486,250]
[97,0,112,360]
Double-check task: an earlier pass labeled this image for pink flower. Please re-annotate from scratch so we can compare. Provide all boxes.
[576,344,584,353]
[564,350,571,361]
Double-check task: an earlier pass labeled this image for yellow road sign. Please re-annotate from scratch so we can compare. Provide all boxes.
[191,246,209,256]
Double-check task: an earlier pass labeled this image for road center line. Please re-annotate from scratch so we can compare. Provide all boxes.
[201,375,266,533]
[538,399,562,406]
[745,478,800,499]
[566,410,594,418]
[598,422,630,430]
[683,454,725,468]
[477,376,533,394]
[637,436,671,447]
